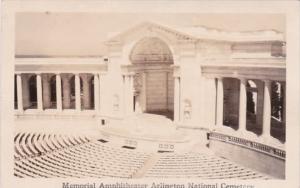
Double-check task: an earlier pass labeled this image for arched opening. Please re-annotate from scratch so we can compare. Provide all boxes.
[28,75,37,109]
[246,80,263,135]
[130,37,174,120]
[271,81,285,142]
[223,78,240,130]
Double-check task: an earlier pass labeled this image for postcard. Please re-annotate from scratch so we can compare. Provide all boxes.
[1,1,299,188]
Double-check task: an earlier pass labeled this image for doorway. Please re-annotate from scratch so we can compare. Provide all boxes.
[130,37,174,120]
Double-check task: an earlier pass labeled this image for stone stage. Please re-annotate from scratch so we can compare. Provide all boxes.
[15,113,197,152]
[103,113,186,142]
[99,113,194,152]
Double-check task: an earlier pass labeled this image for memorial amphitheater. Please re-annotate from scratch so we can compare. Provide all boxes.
[13,21,286,179]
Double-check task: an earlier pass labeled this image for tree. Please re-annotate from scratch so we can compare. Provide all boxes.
[271,82,283,120]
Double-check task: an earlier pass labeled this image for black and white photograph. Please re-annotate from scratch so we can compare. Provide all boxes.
[1,1,299,188]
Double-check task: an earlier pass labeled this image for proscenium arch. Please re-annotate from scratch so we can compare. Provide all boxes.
[122,33,178,65]
[128,36,175,120]
[130,37,174,64]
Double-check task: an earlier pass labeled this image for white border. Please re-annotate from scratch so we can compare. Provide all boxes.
[1,1,299,188]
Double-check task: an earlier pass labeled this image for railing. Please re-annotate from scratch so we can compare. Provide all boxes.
[209,132,285,160]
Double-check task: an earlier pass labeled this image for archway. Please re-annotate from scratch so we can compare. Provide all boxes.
[130,37,174,120]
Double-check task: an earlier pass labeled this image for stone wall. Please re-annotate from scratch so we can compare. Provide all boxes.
[146,71,173,112]
[209,139,285,179]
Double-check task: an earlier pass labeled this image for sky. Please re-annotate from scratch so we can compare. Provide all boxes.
[15,12,285,57]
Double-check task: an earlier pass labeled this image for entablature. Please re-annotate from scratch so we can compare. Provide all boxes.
[196,40,285,59]
[15,58,108,74]
[201,57,285,81]
[201,63,285,81]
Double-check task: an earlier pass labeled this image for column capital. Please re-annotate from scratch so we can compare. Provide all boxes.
[61,73,73,81]
[263,79,272,84]
[98,72,107,76]
[239,77,247,83]
[123,72,135,77]
[80,73,93,83]
[42,74,53,81]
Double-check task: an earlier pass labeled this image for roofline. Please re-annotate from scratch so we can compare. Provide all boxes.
[105,21,285,44]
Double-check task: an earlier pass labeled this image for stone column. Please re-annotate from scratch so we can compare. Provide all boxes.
[16,74,23,112]
[99,74,104,114]
[22,75,30,109]
[123,74,134,115]
[128,74,134,114]
[174,76,180,122]
[239,78,247,132]
[56,74,62,111]
[42,74,51,109]
[216,77,224,126]
[262,80,272,137]
[94,74,100,112]
[141,72,147,112]
[62,74,71,109]
[75,73,81,111]
[256,81,264,129]
[123,75,127,115]
[36,73,43,111]
[166,72,169,110]
[81,74,93,110]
